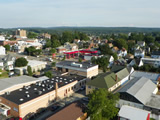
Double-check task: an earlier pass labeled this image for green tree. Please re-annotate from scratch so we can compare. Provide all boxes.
[50,48,56,54]
[114,38,128,50]
[144,35,155,44]
[112,53,118,61]
[78,58,82,62]
[27,66,33,76]
[44,71,53,79]
[27,32,38,38]
[61,31,73,44]
[15,57,28,67]
[4,45,10,51]
[99,44,113,55]
[88,88,119,120]
[51,62,56,67]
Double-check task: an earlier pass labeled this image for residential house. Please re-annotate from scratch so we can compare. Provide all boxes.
[56,46,66,53]
[114,58,127,66]
[137,41,145,47]
[118,105,150,120]
[108,43,113,48]
[64,42,78,51]
[134,49,145,58]
[0,54,15,70]
[0,46,6,55]
[0,36,5,41]
[112,47,119,53]
[141,57,160,68]
[86,66,133,94]
[117,48,127,58]
[151,51,160,58]
[128,58,144,67]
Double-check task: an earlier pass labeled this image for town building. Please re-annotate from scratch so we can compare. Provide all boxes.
[56,61,98,78]
[134,49,145,58]
[0,75,88,118]
[14,60,47,75]
[137,41,145,47]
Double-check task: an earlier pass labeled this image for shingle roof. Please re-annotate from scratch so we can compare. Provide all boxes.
[86,72,120,89]
[111,65,126,73]
[116,68,130,80]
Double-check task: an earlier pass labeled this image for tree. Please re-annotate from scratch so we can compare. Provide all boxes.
[27,32,38,38]
[87,88,119,120]
[144,35,155,44]
[15,57,28,67]
[44,71,53,79]
[51,62,56,67]
[114,38,128,50]
[50,48,56,54]
[61,31,73,44]
[112,53,118,61]
[99,44,113,55]
[78,58,82,62]
[4,45,10,51]
[27,66,33,76]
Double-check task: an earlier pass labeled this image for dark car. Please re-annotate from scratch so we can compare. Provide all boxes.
[50,105,60,111]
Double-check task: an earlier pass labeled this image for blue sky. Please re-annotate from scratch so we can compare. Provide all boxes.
[0,0,160,28]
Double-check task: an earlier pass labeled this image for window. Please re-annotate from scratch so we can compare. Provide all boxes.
[13,107,18,112]
[88,86,91,89]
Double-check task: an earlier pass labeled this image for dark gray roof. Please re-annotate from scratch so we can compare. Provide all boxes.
[1,75,85,105]
[118,77,156,104]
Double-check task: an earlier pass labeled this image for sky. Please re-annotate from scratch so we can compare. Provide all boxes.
[0,0,160,28]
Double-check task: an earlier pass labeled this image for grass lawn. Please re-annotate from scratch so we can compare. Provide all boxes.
[0,71,9,79]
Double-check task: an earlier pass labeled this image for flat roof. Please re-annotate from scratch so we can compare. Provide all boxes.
[15,60,47,70]
[1,75,85,105]
[56,61,97,70]
[0,75,39,92]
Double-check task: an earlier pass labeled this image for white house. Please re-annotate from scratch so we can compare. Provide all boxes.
[128,59,143,67]
[0,36,5,41]
[137,41,145,47]
[117,48,127,57]
[134,49,145,58]
[0,46,6,55]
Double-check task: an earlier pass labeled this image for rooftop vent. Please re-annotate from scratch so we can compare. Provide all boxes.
[71,62,82,68]
[25,91,29,94]
[26,94,30,98]
[20,98,23,101]
[42,84,45,87]
[6,91,10,95]
[34,88,37,90]
[42,89,45,91]
[38,91,42,95]
[65,82,68,84]
[19,89,22,91]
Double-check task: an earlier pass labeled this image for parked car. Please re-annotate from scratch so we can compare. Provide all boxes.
[50,105,60,111]
[82,97,89,102]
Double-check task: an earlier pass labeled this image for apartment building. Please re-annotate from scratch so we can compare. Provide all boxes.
[15,29,27,39]
[56,61,98,78]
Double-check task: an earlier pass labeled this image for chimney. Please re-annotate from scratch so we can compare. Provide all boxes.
[55,82,58,99]
[115,74,118,82]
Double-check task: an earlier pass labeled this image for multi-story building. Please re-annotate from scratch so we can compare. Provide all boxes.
[56,61,98,78]
[15,29,27,39]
